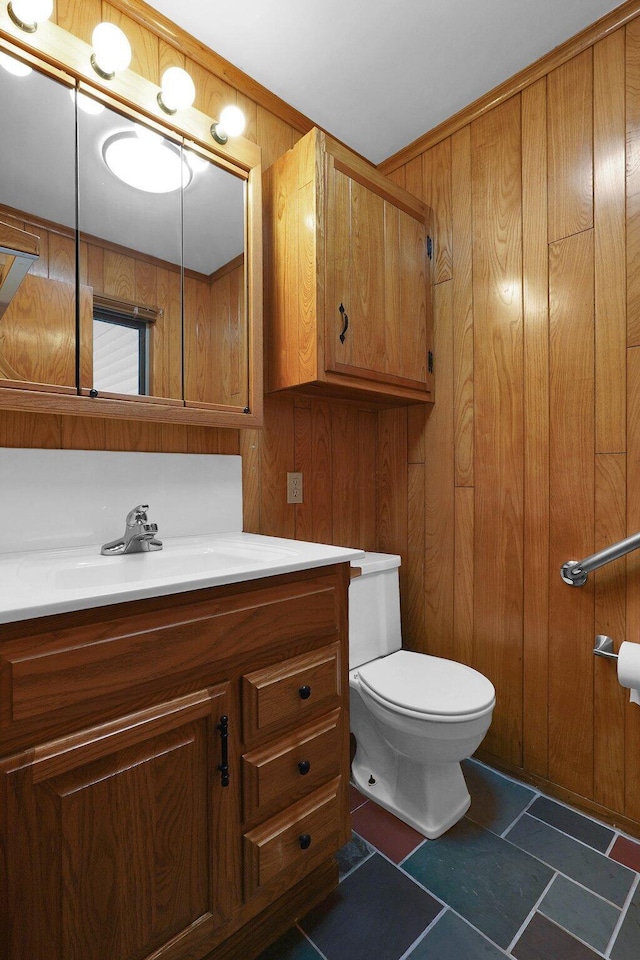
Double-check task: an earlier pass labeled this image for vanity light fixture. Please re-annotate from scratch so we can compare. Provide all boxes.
[157,66,195,115]
[90,22,131,80]
[6,0,52,33]
[211,105,246,144]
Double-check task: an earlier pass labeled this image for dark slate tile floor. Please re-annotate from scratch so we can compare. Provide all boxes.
[256,759,640,960]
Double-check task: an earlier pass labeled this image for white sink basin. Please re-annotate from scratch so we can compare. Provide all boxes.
[23,537,298,590]
[0,533,364,623]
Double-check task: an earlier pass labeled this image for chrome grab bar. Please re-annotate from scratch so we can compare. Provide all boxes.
[561,531,640,586]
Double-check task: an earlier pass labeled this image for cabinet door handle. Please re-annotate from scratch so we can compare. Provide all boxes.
[297,760,311,775]
[298,685,312,700]
[338,303,349,344]
[217,715,230,787]
[299,833,312,850]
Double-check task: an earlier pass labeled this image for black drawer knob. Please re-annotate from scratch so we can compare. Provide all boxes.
[298,685,312,700]
[299,833,312,850]
[298,760,311,776]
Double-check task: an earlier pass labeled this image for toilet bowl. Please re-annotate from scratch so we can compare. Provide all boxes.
[349,553,495,839]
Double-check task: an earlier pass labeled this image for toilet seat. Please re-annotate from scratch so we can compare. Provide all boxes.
[356,649,496,723]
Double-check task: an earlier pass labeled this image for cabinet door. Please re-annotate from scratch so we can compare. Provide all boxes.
[0,686,239,960]
[327,166,386,378]
[384,204,429,385]
[325,160,429,391]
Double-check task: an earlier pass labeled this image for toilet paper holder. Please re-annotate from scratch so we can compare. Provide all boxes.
[594,635,618,660]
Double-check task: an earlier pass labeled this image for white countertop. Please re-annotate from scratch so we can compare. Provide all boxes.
[0,532,365,624]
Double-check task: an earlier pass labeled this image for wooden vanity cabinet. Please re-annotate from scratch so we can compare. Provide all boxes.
[0,564,351,960]
[264,127,434,405]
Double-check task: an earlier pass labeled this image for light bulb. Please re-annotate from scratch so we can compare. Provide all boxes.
[220,105,245,137]
[91,22,132,80]
[157,66,195,114]
[211,105,245,144]
[8,0,53,32]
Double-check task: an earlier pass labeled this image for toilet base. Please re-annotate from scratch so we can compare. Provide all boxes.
[351,752,471,840]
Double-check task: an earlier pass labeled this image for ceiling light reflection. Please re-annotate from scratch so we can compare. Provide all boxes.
[103,131,192,194]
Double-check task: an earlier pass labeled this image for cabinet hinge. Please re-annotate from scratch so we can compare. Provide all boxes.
[428,351,434,374]
[426,236,433,260]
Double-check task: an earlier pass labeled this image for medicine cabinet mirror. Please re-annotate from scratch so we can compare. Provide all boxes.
[0,25,262,428]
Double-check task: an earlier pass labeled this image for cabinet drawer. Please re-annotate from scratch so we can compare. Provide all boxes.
[243,778,341,899]
[0,576,340,746]
[242,709,341,823]
[242,643,341,741]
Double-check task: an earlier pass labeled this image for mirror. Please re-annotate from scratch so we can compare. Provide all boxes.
[182,144,246,409]
[0,33,260,425]
[77,98,184,403]
[0,53,77,391]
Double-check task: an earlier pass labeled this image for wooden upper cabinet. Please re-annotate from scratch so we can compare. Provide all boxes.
[264,128,434,405]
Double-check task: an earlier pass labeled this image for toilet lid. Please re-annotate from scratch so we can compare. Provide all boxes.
[357,650,495,718]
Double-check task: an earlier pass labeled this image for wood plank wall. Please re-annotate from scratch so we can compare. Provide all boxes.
[382,14,640,834]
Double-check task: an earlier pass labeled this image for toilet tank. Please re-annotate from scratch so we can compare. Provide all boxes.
[349,552,402,669]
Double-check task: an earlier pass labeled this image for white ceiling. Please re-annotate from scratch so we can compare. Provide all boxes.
[146,0,624,164]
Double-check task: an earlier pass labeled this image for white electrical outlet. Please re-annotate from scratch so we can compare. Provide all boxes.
[287,471,303,504]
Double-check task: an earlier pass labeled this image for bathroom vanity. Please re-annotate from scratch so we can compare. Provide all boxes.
[0,449,363,960]
[0,560,353,960]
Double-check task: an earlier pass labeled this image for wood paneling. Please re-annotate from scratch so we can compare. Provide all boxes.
[0,275,76,386]
[406,462,426,646]
[594,31,626,452]
[454,486,474,667]
[384,15,640,837]
[423,139,452,283]
[627,18,640,346]
[594,453,627,813]
[55,0,100,43]
[377,407,409,636]
[547,50,594,243]
[521,78,550,779]
[423,281,454,659]
[451,125,474,488]
[548,230,595,798]
[471,96,524,766]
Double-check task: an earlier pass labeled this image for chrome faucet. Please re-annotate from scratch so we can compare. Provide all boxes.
[101,504,163,556]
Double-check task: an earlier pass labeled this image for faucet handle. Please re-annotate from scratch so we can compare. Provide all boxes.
[126,504,149,526]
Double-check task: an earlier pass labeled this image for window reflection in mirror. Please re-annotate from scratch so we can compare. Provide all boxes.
[182,146,248,410]
[0,53,76,389]
[93,310,149,396]
[77,98,183,401]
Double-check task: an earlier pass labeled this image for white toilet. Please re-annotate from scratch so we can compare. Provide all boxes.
[349,552,495,839]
